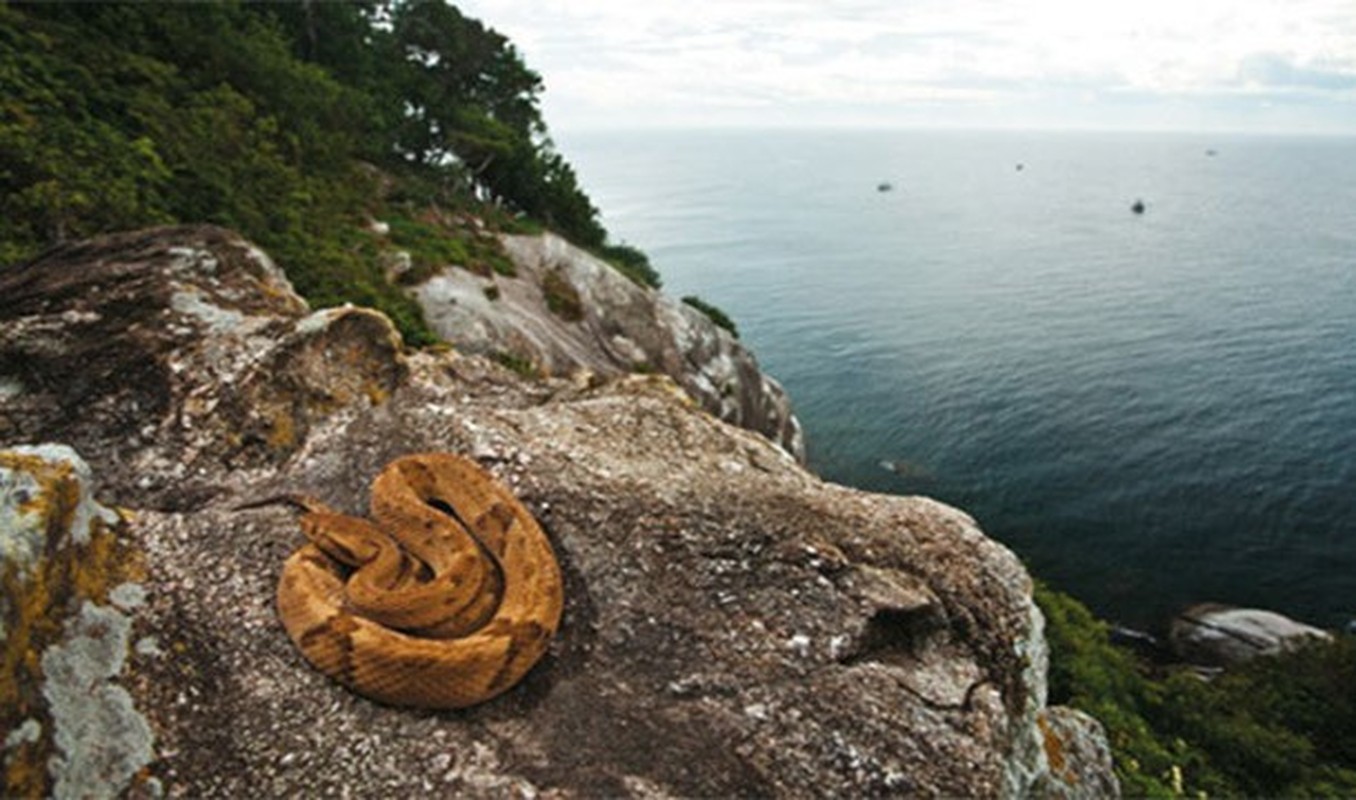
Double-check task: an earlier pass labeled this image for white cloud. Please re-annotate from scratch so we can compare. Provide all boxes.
[455,0,1356,132]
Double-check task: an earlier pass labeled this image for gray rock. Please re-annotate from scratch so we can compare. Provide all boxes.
[1032,706,1120,799]
[414,232,805,461]
[1,444,118,568]
[0,226,1118,797]
[42,602,155,800]
[1170,603,1333,667]
[0,445,152,798]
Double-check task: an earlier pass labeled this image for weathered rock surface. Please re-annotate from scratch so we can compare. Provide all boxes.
[413,231,805,461]
[1032,707,1119,800]
[0,226,1116,797]
[1,446,152,799]
[1170,603,1333,668]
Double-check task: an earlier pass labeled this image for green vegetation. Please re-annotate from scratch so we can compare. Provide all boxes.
[1037,582,1356,797]
[541,267,584,322]
[596,242,662,289]
[384,210,515,283]
[682,296,739,338]
[0,1,651,346]
[491,350,538,378]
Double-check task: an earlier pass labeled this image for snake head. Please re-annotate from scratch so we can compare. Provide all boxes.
[300,512,385,568]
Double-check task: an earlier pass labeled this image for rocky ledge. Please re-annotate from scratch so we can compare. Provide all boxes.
[0,226,1116,798]
[412,231,804,461]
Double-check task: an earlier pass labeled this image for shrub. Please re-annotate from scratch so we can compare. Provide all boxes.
[681,296,739,338]
[597,242,661,288]
[541,267,584,322]
[492,350,537,377]
[1036,582,1356,798]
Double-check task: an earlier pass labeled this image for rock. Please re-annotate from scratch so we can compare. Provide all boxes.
[1032,707,1120,799]
[0,226,1117,797]
[0,225,404,510]
[1170,603,1333,667]
[0,445,152,799]
[413,232,805,461]
[1,444,118,569]
[42,601,155,800]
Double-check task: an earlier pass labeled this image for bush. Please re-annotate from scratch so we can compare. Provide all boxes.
[1036,582,1356,798]
[541,267,584,322]
[0,1,648,347]
[597,242,661,288]
[682,296,739,338]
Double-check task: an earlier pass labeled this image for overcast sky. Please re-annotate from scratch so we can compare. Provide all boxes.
[455,0,1356,134]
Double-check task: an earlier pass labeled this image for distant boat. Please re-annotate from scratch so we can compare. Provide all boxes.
[1131,199,1146,214]
[1205,149,1218,157]
[877,181,894,193]
[1016,163,1025,171]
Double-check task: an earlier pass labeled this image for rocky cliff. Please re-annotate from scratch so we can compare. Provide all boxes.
[412,231,805,461]
[0,226,1116,798]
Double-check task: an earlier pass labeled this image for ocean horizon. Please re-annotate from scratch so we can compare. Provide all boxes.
[561,126,1356,631]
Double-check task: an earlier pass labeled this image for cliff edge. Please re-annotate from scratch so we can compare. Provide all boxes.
[0,226,1115,798]
[412,231,805,461]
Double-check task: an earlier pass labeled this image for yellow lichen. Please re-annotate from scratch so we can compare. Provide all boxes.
[3,738,44,800]
[1,476,143,799]
[362,381,390,406]
[265,406,299,451]
[1038,713,1076,785]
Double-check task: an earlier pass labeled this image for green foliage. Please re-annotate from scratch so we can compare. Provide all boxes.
[491,350,538,378]
[1037,582,1356,798]
[0,6,174,256]
[541,267,584,322]
[384,209,515,283]
[682,296,739,338]
[596,242,662,288]
[1037,583,1182,796]
[384,0,606,247]
[386,213,472,280]
[0,0,659,346]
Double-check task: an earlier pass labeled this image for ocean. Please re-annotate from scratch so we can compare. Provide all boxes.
[559,128,1356,631]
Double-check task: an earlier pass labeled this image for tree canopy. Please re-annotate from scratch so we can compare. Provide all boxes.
[0,1,625,343]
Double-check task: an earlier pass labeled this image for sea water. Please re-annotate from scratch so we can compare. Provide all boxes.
[561,128,1356,630]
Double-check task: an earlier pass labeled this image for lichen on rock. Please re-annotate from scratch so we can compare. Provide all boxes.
[1033,706,1120,799]
[41,601,155,800]
[1,445,118,569]
[0,445,148,799]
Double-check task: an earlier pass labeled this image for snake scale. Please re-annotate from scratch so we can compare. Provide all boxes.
[255,453,564,709]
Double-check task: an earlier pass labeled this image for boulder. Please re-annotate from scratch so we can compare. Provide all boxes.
[414,232,805,461]
[0,445,154,799]
[1170,603,1333,667]
[0,226,1115,797]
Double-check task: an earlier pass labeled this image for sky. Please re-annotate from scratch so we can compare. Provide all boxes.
[454,0,1356,134]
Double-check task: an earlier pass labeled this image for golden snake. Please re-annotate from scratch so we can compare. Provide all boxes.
[250,453,563,709]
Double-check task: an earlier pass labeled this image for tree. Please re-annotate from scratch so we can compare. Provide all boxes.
[387,1,604,245]
[0,0,638,339]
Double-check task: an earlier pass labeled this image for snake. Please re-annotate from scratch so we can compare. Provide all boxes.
[246,453,564,709]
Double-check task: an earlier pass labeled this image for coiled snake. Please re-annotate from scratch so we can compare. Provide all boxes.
[250,453,563,709]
